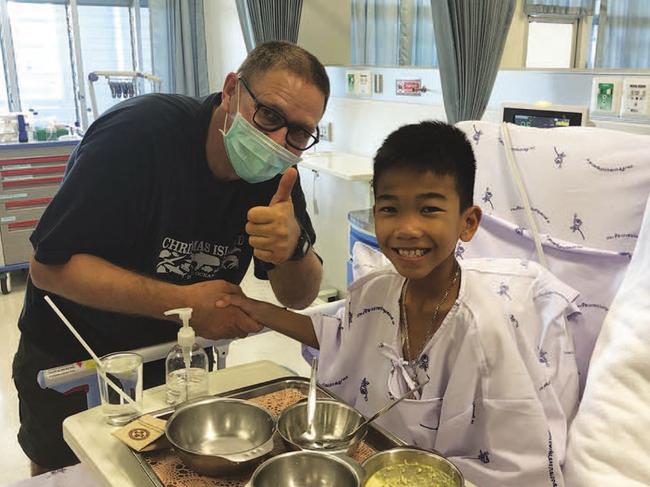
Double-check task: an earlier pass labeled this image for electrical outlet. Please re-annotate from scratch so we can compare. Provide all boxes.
[357,71,372,96]
[318,122,332,142]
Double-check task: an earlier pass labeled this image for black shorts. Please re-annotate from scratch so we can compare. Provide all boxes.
[12,336,176,469]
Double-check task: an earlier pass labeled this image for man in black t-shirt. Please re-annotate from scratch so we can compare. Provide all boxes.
[13,41,329,473]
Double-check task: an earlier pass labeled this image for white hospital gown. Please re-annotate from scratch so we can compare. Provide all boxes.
[313,258,580,487]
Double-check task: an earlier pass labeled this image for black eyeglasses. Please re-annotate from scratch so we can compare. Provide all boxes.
[238,76,320,151]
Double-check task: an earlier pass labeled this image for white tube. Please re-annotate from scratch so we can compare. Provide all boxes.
[500,123,549,268]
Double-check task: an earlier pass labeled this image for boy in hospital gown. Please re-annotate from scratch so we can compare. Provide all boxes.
[217,121,580,487]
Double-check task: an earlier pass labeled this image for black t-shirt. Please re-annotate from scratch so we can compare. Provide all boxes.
[18,92,316,363]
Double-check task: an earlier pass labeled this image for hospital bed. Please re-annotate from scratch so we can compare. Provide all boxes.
[309,121,650,485]
[456,122,650,485]
[456,121,650,393]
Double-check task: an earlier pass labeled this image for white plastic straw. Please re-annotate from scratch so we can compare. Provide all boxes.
[44,295,136,406]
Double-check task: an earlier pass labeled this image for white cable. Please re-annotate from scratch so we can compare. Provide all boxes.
[312,169,320,215]
[500,122,548,268]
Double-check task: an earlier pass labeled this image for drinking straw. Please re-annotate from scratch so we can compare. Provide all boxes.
[44,295,137,407]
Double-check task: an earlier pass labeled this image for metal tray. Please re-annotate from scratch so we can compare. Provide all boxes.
[131,376,406,486]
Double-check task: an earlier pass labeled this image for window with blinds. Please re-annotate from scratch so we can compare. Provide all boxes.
[1,0,152,126]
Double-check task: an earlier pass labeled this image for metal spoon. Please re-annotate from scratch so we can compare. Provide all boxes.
[304,357,318,441]
[316,379,430,448]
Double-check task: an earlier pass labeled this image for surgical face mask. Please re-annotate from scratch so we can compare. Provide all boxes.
[220,83,301,184]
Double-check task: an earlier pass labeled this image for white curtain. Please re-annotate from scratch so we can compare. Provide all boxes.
[235,0,255,52]
[598,0,650,69]
[351,0,437,66]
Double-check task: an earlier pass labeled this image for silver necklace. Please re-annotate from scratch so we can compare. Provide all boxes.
[399,264,460,364]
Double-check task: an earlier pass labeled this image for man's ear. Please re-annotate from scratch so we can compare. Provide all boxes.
[220,72,239,112]
[459,205,482,242]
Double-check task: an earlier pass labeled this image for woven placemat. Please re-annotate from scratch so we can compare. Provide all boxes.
[142,388,378,486]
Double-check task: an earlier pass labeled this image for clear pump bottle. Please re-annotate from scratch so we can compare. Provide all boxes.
[163,307,209,405]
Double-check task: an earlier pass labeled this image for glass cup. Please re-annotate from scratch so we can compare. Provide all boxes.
[97,351,143,426]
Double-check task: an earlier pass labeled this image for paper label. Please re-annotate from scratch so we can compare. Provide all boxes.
[396,79,423,96]
[1,164,33,171]
[0,193,28,200]
[112,414,167,452]
[3,175,34,182]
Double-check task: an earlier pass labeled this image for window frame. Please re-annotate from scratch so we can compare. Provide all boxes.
[525,14,580,69]
[592,0,606,68]
[0,0,21,111]
[0,0,149,129]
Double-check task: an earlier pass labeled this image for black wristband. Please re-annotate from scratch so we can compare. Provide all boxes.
[289,224,312,261]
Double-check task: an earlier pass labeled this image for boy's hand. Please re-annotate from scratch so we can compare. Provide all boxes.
[180,280,264,339]
[215,291,263,321]
[215,287,319,349]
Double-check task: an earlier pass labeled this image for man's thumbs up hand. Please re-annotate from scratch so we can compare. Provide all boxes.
[270,167,297,205]
[246,167,301,265]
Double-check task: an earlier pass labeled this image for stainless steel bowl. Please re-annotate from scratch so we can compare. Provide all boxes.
[277,399,366,456]
[250,451,362,487]
[361,447,464,486]
[165,396,275,476]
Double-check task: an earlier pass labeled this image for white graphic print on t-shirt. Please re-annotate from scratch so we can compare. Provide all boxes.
[156,235,243,279]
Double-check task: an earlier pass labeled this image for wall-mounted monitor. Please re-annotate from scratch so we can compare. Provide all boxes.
[501,102,588,128]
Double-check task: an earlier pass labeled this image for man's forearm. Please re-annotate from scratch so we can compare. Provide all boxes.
[268,249,322,309]
[30,253,186,320]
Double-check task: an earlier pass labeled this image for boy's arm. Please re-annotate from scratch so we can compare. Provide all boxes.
[216,293,319,349]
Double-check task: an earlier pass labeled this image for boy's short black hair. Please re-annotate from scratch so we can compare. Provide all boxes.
[372,121,476,211]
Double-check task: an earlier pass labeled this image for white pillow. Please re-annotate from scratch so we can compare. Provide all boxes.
[351,241,392,282]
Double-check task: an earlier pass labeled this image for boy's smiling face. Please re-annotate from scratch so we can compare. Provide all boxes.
[373,166,481,281]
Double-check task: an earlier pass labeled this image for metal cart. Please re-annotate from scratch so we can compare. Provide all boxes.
[0,140,78,293]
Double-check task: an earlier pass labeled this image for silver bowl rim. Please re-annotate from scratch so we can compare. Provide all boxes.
[361,446,465,485]
[276,398,366,449]
[165,396,276,457]
[250,450,362,485]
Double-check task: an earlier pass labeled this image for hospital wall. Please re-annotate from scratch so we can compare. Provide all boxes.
[316,66,650,158]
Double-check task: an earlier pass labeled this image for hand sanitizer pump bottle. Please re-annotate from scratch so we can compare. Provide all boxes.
[164,307,209,405]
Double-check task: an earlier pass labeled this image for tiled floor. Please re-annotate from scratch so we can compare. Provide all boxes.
[0,270,31,485]
[0,265,312,486]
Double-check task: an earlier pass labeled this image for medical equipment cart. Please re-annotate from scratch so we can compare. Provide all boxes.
[87,70,161,120]
[0,140,78,293]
